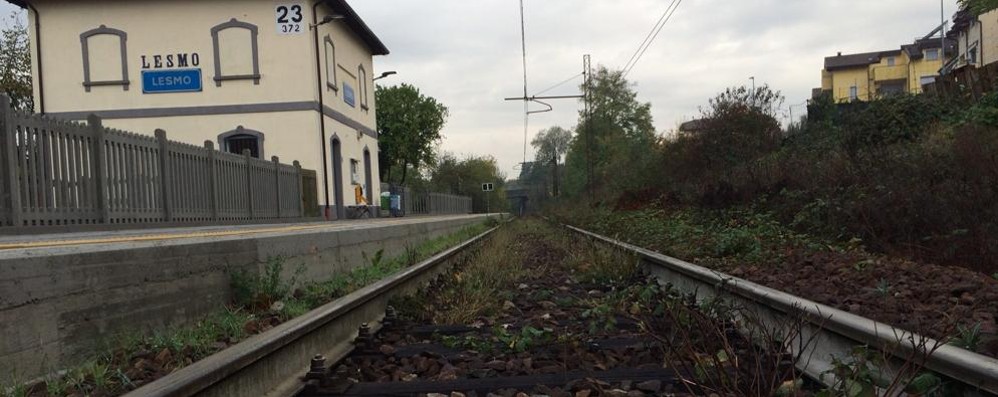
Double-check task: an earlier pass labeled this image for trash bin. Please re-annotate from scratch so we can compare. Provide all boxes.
[390,194,402,217]
[380,192,390,210]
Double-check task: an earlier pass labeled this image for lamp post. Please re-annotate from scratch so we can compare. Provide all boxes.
[310,12,345,220]
[750,76,756,107]
[373,71,397,82]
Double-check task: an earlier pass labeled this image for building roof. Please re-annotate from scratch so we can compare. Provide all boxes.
[824,37,956,71]
[824,50,900,71]
[678,119,708,132]
[3,0,390,55]
[323,0,390,56]
[901,37,955,60]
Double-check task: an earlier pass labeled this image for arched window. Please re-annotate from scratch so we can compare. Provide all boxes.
[363,148,373,204]
[211,19,260,87]
[324,35,338,92]
[218,126,265,158]
[330,136,345,219]
[80,25,129,92]
[358,64,369,111]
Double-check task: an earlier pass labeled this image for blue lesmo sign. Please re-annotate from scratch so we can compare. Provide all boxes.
[142,69,203,94]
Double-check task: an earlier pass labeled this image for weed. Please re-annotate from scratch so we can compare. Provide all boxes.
[88,362,110,390]
[231,258,304,310]
[581,302,617,334]
[875,278,892,297]
[495,326,554,353]
[950,322,982,351]
[533,289,553,301]
[570,239,639,285]
[821,346,883,397]
[554,296,575,307]
[441,334,495,354]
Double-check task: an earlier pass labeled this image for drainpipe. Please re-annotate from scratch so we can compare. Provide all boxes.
[25,1,44,114]
[311,0,330,220]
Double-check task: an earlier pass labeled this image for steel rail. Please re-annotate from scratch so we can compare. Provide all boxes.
[565,224,998,396]
[125,226,499,397]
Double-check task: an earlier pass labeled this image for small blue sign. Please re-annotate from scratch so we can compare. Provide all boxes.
[343,82,356,107]
[142,69,203,94]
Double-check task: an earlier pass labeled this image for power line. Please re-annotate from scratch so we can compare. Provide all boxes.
[534,72,584,96]
[624,0,683,77]
[621,0,677,73]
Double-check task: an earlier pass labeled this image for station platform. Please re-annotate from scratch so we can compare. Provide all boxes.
[0,214,494,254]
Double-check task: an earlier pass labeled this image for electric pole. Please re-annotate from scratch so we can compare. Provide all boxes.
[584,54,594,204]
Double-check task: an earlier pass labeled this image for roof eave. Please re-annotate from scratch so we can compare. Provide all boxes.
[324,0,390,56]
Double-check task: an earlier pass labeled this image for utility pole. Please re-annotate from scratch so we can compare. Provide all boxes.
[941,0,946,65]
[583,54,594,204]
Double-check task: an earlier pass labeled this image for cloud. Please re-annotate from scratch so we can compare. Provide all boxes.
[351,0,959,177]
[1,0,959,177]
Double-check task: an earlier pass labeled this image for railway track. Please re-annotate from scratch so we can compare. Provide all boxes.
[123,220,998,397]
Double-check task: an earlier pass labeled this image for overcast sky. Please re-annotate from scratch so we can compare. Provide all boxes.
[1,1,960,178]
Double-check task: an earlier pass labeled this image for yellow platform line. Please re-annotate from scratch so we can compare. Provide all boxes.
[0,223,341,250]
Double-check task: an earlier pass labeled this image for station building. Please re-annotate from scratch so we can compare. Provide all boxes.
[6,0,390,219]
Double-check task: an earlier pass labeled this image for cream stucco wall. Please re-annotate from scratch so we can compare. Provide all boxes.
[24,0,385,215]
[980,10,998,66]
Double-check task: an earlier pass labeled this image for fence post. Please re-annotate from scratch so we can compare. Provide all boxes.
[272,156,281,218]
[89,115,111,224]
[244,149,254,219]
[204,140,219,221]
[294,160,304,217]
[155,129,173,222]
[1,96,22,227]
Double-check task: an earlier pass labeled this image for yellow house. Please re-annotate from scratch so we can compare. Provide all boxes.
[4,0,390,219]
[946,8,998,72]
[820,37,954,102]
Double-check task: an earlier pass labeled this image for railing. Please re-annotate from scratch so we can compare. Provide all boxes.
[924,62,998,101]
[381,183,472,215]
[0,95,313,229]
[872,64,908,82]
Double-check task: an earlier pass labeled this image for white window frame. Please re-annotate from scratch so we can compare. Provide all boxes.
[925,48,940,61]
[350,158,361,184]
[358,64,369,111]
[849,86,858,101]
[324,35,338,92]
[887,56,896,67]
[211,18,261,87]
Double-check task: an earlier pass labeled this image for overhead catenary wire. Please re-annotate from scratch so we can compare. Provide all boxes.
[623,0,683,77]
[621,0,678,73]
[534,72,584,96]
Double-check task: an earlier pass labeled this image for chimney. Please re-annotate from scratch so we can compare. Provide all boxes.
[837,52,842,57]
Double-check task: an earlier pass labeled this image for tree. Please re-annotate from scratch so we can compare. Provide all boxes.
[532,126,572,164]
[563,66,657,199]
[428,153,506,213]
[695,85,783,171]
[0,12,32,111]
[958,0,998,15]
[530,126,573,197]
[375,83,449,186]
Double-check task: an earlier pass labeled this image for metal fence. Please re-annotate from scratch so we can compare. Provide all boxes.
[0,96,312,228]
[381,184,472,215]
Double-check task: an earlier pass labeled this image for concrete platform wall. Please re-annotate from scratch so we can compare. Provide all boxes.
[0,215,489,380]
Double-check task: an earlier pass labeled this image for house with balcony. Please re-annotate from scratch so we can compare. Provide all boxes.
[820,33,955,102]
[944,8,998,73]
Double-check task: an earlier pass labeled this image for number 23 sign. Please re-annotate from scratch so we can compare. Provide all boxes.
[275,3,304,35]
